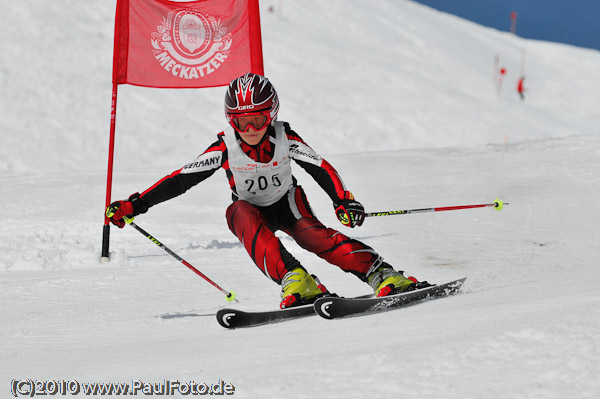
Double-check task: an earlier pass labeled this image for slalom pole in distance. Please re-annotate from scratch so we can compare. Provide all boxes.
[128,221,237,302]
[366,198,508,218]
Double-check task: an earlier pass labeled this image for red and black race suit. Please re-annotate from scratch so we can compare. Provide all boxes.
[132,121,382,282]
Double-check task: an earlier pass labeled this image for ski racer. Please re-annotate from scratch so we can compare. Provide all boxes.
[106,73,427,308]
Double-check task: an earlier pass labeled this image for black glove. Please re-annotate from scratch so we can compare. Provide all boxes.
[105,193,147,228]
[334,198,365,228]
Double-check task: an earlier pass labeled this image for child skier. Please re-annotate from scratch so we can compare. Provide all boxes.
[107,73,427,308]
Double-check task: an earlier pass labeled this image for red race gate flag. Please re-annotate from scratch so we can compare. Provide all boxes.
[102,0,264,260]
[113,0,264,88]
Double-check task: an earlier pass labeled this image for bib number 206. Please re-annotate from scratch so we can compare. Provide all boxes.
[245,174,281,194]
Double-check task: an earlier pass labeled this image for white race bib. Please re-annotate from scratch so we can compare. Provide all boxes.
[224,122,294,206]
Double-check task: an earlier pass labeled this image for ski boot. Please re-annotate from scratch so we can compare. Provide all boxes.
[280,267,328,309]
[367,264,417,297]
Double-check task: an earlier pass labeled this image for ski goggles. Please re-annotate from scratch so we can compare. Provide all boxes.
[230,112,270,133]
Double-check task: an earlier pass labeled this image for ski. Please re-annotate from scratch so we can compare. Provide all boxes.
[216,292,375,328]
[216,278,465,327]
[313,278,466,320]
[216,303,316,329]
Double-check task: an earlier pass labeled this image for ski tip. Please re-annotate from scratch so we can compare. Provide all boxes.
[216,309,238,329]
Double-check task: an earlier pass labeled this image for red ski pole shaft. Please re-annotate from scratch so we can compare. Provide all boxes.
[366,199,508,218]
[129,222,236,302]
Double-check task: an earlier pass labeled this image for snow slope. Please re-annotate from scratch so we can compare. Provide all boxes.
[1,1,600,398]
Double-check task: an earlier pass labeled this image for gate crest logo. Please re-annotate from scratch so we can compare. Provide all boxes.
[151,9,232,80]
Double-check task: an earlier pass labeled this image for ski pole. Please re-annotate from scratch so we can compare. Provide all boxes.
[128,222,237,302]
[366,198,508,218]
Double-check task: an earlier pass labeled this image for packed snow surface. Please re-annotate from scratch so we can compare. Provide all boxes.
[1,1,599,398]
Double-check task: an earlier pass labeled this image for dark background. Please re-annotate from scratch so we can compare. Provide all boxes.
[411,0,600,51]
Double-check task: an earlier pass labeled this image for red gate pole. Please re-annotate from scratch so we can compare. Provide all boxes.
[101,83,119,262]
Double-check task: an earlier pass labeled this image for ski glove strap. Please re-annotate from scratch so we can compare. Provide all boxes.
[334,199,365,228]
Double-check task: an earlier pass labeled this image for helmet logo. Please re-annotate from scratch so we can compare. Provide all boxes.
[151,9,232,80]
[235,74,256,108]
